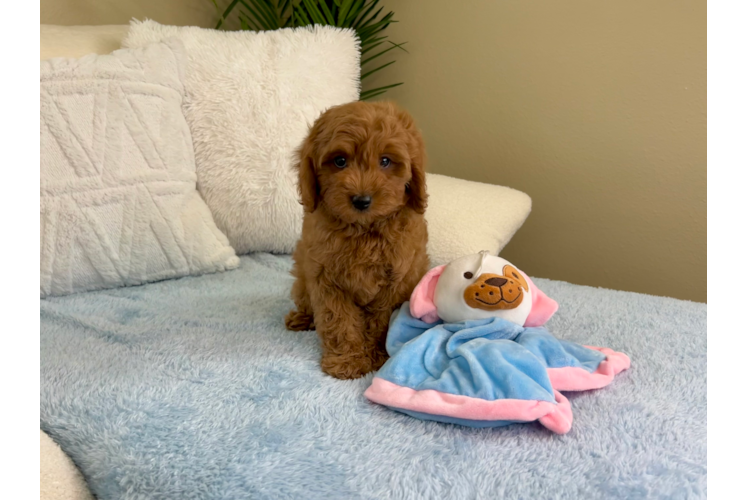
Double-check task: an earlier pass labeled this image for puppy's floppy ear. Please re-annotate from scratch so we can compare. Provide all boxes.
[296,135,319,213]
[406,126,428,214]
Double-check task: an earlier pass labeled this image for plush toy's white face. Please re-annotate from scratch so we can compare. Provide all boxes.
[433,253,533,325]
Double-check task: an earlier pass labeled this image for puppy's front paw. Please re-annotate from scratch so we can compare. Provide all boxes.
[320,348,388,380]
[285,310,315,331]
[321,353,370,379]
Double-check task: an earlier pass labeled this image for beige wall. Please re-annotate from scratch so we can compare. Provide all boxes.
[366,0,706,302]
[41,0,706,302]
[40,0,220,28]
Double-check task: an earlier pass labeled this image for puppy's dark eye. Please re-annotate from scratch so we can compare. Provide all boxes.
[380,157,391,168]
[333,156,347,169]
[463,272,473,279]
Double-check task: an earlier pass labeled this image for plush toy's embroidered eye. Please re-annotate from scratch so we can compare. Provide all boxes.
[464,272,473,279]
[333,156,347,168]
[380,157,391,168]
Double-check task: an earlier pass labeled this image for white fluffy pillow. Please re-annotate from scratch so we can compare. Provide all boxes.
[40,39,239,297]
[123,20,361,254]
[425,174,532,266]
[41,24,129,60]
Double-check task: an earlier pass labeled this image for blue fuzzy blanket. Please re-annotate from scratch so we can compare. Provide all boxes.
[41,254,707,499]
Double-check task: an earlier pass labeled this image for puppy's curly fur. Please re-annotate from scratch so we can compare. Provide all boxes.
[285,101,430,379]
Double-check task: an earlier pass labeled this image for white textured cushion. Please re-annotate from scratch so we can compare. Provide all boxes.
[40,430,93,500]
[425,173,532,266]
[41,24,129,60]
[123,20,361,254]
[40,39,239,297]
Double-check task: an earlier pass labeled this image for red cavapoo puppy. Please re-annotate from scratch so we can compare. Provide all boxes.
[285,101,430,379]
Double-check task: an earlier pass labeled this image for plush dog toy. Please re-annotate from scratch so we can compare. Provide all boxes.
[364,252,630,434]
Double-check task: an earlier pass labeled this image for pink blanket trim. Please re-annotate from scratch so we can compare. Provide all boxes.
[547,347,631,391]
[364,378,574,434]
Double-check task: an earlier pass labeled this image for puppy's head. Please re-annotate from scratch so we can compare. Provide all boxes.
[296,101,427,224]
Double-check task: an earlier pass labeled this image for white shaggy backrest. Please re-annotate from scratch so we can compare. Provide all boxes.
[123,20,361,254]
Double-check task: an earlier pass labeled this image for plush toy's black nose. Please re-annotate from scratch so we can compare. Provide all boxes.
[485,277,508,287]
[351,195,372,211]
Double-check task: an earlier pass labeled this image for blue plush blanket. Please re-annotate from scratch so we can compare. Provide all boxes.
[365,304,628,433]
[40,254,707,499]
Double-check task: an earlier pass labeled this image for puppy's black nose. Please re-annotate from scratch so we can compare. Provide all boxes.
[485,277,508,287]
[351,195,372,211]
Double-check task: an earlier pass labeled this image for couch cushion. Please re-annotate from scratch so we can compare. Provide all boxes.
[425,173,531,265]
[40,430,93,500]
[123,20,361,255]
[40,39,238,297]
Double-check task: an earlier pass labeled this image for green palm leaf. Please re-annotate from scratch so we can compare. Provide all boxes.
[360,36,386,54]
[360,82,403,100]
[356,6,383,30]
[337,0,354,25]
[295,6,312,26]
[352,0,380,29]
[299,0,326,25]
[342,0,365,27]
[361,60,395,80]
[317,1,336,25]
[361,41,407,66]
[215,0,241,29]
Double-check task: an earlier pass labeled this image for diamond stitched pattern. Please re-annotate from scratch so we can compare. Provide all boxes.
[40,42,238,297]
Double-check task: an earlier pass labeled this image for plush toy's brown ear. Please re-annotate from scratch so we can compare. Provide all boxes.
[297,139,319,213]
[407,130,428,214]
